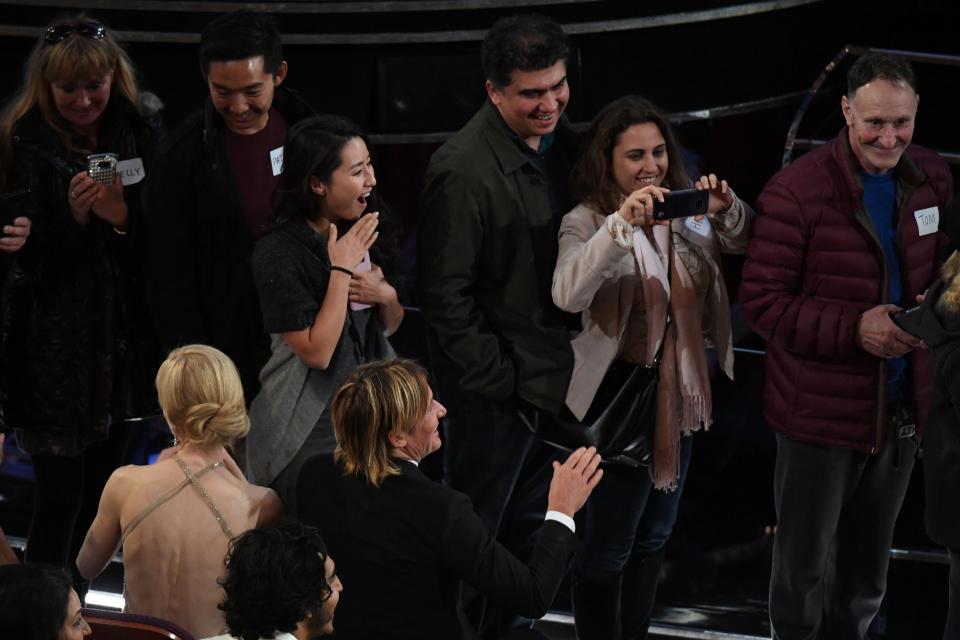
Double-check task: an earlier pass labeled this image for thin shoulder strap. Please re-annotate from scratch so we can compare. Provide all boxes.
[174,455,236,540]
[119,461,221,546]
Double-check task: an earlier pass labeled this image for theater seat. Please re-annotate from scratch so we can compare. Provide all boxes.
[82,608,197,640]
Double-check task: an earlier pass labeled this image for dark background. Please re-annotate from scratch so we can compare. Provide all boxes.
[0,0,958,635]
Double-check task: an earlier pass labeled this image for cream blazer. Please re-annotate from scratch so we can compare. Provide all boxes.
[552,197,752,419]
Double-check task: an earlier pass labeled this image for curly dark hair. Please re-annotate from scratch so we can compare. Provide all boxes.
[571,95,690,217]
[481,14,569,89]
[0,564,72,640]
[219,521,332,639]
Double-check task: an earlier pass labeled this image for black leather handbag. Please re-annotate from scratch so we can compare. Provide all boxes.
[519,336,665,468]
[520,251,673,467]
[518,366,659,467]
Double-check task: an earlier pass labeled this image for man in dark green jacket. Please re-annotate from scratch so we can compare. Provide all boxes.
[417,14,578,638]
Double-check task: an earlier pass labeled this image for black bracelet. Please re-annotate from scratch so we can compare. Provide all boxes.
[330,265,354,277]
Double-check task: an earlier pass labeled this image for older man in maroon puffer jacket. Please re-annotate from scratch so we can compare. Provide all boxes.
[741,52,953,639]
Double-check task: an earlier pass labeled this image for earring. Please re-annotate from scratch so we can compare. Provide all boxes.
[172,436,179,448]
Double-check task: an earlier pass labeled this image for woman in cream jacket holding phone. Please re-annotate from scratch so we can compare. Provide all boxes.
[552,95,752,639]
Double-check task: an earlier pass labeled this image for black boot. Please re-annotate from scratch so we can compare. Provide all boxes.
[571,573,623,640]
[620,549,665,639]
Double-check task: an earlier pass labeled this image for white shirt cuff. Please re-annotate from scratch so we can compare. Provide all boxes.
[545,510,576,533]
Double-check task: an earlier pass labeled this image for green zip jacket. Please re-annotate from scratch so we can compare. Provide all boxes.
[417,100,577,413]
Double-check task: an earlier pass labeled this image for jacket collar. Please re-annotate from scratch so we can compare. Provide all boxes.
[393,457,426,479]
[831,126,927,198]
[478,99,572,175]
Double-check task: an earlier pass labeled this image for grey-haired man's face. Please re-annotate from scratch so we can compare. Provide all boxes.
[841,78,918,175]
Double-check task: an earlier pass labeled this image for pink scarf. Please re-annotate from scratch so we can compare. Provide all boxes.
[633,225,711,490]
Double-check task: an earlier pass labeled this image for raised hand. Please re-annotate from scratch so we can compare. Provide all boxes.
[617,185,671,227]
[90,173,129,229]
[0,216,31,253]
[327,212,379,272]
[67,171,97,226]
[350,263,398,307]
[695,173,734,217]
[547,446,603,517]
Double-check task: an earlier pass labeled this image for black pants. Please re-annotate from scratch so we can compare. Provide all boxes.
[946,549,960,640]
[769,425,916,640]
[440,386,561,639]
[25,423,133,574]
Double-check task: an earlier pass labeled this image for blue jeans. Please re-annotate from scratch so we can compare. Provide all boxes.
[577,435,693,580]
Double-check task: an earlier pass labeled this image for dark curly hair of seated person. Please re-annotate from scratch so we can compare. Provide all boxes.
[218,520,333,639]
[0,563,74,640]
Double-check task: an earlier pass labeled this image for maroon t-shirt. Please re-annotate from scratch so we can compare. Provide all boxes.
[222,107,288,237]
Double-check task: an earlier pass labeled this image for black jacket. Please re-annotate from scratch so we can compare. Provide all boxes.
[297,455,578,640]
[142,86,314,398]
[906,276,960,548]
[417,101,578,413]
[0,97,161,451]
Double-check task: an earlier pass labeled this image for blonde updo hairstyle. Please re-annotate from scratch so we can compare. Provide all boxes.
[155,345,249,449]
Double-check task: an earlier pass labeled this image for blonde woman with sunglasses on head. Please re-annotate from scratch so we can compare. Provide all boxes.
[0,13,161,581]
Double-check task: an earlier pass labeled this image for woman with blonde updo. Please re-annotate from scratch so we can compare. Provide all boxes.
[76,345,282,638]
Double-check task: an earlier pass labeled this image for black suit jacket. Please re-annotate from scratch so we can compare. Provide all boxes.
[298,455,577,640]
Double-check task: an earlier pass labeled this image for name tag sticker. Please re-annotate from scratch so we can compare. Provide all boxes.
[270,146,284,176]
[915,206,939,237]
[684,216,711,238]
[116,158,145,186]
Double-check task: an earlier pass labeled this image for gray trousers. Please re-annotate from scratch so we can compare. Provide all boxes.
[769,425,916,640]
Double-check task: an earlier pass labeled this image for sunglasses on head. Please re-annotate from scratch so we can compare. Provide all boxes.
[43,22,106,45]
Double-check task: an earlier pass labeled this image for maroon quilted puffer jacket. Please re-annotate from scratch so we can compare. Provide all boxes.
[740,129,953,452]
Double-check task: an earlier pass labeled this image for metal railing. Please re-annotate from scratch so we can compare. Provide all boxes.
[782,45,960,168]
[0,0,826,44]
[367,91,806,146]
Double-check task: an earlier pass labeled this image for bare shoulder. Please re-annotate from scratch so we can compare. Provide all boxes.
[97,463,165,518]
[247,484,284,526]
[106,463,156,492]
[111,460,182,504]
